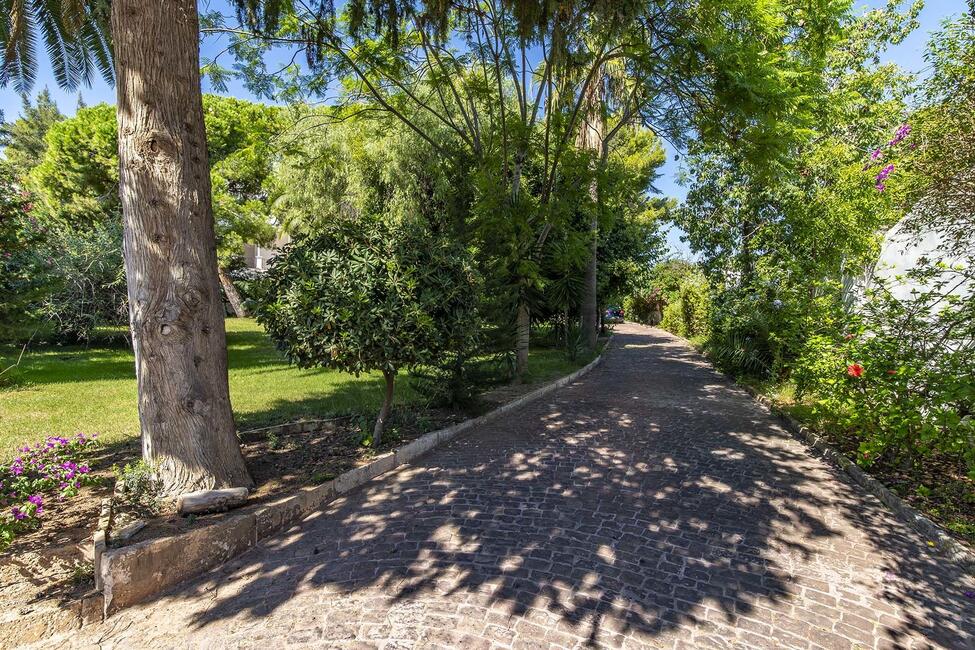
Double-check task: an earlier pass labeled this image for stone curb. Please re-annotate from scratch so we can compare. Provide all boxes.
[238,416,347,439]
[98,339,613,616]
[658,325,975,575]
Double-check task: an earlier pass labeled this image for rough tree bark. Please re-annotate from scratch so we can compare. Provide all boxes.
[515,301,530,381]
[511,154,532,381]
[112,0,253,496]
[218,267,247,318]
[578,70,605,352]
[373,370,396,445]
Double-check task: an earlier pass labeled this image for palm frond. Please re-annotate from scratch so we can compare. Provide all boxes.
[0,0,113,93]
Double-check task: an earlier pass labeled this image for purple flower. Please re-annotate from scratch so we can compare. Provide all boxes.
[965,591,975,599]
[28,495,42,506]
[870,148,883,160]
[889,123,911,146]
[11,507,25,521]
[877,164,895,181]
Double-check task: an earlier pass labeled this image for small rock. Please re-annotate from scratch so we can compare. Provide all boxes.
[113,519,146,544]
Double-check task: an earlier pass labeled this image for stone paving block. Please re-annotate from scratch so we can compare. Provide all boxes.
[47,325,975,650]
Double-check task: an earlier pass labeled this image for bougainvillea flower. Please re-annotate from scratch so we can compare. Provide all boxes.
[889,123,911,146]
[847,363,864,378]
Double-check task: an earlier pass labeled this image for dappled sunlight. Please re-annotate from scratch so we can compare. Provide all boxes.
[76,324,974,648]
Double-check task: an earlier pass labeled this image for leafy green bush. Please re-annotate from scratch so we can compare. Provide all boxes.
[624,289,664,325]
[113,460,162,515]
[660,273,711,339]
[0,164,51,343]
[794,266,975,478]
[256,218,480,443]
[38,219,128,342]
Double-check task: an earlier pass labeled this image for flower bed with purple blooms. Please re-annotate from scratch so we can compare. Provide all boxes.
[0,433,99,550]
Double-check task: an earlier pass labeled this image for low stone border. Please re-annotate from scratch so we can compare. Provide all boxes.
[238,417,346,439]
[658,326,975,575]
[98,341,613,616]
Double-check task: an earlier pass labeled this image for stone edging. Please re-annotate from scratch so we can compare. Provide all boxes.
[659,326,975,574]
[97,339,613,616]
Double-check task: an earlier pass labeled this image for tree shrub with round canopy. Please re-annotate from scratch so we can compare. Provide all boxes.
[256,218,480,443]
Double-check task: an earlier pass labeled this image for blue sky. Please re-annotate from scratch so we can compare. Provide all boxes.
[0,0,965,256]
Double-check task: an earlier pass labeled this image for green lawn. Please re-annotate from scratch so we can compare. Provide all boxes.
[0,319,586,460]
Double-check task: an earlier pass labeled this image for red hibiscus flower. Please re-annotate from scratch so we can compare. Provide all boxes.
[847,363,864,378]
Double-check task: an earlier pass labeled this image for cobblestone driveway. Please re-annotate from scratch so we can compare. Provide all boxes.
[44,324,974,649]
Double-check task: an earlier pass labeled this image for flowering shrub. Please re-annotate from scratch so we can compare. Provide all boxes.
[794,265,975,478]
[0,163,52,341]
[0,434,99,550]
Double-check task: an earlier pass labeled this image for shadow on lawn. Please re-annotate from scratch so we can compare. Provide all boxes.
[0,324,294,388]
[114,327,975,648]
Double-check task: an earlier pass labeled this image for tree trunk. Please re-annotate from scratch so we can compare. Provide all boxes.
[373,370,395,446]
[515,300,530,381]
[218,267,247,318]
[581,234,598,349]
[578,68,604,352]
[112,0,253,496]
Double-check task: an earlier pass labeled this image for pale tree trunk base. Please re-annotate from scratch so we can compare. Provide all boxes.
[581,228,598,352]
[373,371,395,446]
[218,267,247,318]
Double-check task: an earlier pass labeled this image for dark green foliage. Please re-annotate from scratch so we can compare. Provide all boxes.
[255,216,480,400]
[38,218,127,342]
[0,90,62,175]
[0,163,50,341]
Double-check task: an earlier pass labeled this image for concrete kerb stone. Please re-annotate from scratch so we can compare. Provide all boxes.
[659,325,975,575]
[97,337,613,617]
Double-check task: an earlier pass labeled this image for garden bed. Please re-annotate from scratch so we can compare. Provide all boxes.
[741,380,975,553]
[0,410,455,628]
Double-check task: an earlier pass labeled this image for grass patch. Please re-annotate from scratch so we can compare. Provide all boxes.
[0,319,586,460]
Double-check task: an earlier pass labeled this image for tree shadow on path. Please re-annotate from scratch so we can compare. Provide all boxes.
[113,326,972,648]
